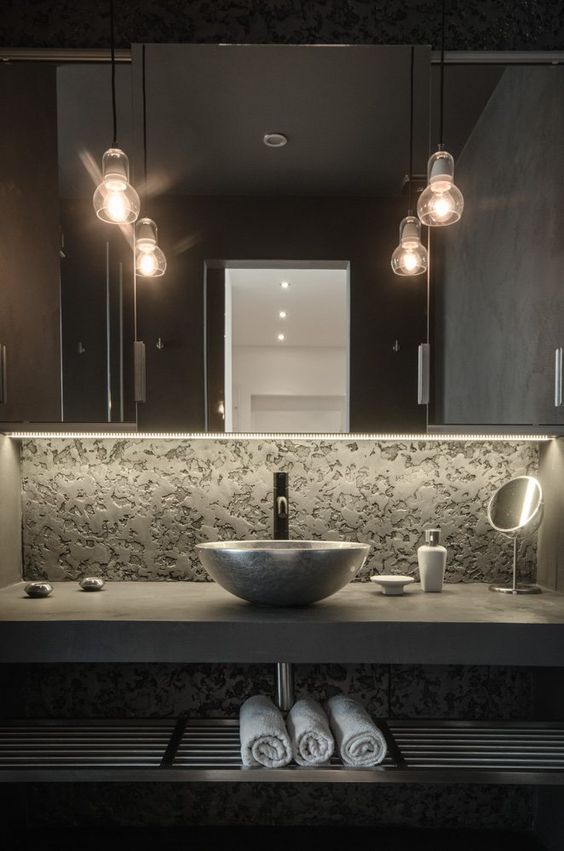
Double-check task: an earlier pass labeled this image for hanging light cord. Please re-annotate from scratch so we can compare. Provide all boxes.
[408,45,415,215]
[142,43,148,202]
[110,0,117,147]
[438,0,446,148]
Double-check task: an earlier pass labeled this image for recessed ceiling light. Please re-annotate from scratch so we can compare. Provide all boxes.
[277,333,285,341]
[263,132,288,148]
[279,311,287,319]
[280,281,290,289]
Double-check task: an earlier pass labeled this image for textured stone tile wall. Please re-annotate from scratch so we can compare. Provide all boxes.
[21,438,538,584]
[3,0,563,51]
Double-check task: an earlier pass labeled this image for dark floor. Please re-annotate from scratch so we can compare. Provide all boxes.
[6,827,547,851]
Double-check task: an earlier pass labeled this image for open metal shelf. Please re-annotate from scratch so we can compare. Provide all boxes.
[1,718,564,784]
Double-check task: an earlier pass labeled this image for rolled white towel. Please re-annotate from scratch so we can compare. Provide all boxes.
[239,695,292,768]
[326,694,387,767]
[287,697,335,766]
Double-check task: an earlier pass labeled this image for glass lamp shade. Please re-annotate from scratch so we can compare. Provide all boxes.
[417,150,464,227]
[136,244,167,277]
[391,216,428,276]
[93,148,140,224]
[135,217,167,277]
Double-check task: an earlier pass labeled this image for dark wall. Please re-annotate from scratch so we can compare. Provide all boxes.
[0,63,62,423]
[60,199,136,423]
[3,1,564,51]
[136,194,427,431]
[433,66,564,426]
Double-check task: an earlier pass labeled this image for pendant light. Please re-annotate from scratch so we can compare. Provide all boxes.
[93,0,140,224]
[391,47,428,277]
[417,0,464,227]
[135,44,167,278]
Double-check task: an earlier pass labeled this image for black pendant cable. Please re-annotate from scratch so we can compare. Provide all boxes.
[391,46,428,277]
[417,0,464,227]
[92,0,140,224]
[135,44,167,277]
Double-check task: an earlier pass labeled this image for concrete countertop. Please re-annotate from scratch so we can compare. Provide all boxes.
[1,581,564,665]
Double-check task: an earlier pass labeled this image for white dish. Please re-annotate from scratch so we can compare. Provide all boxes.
[370,575,415,596]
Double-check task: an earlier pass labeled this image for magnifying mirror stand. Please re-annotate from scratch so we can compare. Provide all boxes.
[489,534,542,595]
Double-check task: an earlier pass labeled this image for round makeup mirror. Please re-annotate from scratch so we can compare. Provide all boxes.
[487,475,543,594]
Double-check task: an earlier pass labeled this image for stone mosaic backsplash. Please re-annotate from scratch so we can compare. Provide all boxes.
[20,438,538,584]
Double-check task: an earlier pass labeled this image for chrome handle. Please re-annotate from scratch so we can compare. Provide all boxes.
[417,343,430,405]
[276,496,288,519]
[555,347,563,407]
[0,344,6,405]
[134,341,147,403]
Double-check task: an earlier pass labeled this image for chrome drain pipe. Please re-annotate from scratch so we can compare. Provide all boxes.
[275,662,294,711]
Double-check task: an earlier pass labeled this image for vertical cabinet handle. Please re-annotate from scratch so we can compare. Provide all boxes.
[555,347,563,407]
[0,344,7,405]
[134,341,147,403]
[418,343,430,405]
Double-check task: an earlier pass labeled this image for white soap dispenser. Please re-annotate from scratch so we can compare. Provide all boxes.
[418,529,447,592]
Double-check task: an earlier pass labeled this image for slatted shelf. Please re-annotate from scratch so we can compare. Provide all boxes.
[1,718,564,784]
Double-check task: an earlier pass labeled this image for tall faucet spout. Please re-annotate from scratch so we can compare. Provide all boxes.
[273,472,289,540]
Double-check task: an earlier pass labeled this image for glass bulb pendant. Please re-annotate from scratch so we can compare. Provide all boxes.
[391,216,428,276]
[135,217,167,277]
[417,150,464,227]
[93,148,140,224]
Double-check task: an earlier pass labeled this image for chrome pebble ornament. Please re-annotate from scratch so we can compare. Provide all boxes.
[79,577,106,592]
[24,581,53,598]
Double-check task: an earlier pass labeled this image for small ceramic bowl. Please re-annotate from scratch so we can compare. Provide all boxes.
[370,575,415,596]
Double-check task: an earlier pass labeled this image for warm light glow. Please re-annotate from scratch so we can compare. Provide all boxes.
[430,194,453,220]
[105,190,131,223]
[277,333,285,341]
[5,432,551,442]
[280,281,290,289]
[399,251,418,273]
[138,252,158,276]
[279,311,287,319]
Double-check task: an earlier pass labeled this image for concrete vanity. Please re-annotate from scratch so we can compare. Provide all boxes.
[1,581,564,665]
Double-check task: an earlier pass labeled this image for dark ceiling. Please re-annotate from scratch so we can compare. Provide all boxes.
[134,44,430,197]
[56,46,505,200]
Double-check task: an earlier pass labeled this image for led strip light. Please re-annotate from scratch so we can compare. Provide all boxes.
[5,431,551,442]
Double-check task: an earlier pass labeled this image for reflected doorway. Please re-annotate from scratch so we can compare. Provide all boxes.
[224,265,349,433]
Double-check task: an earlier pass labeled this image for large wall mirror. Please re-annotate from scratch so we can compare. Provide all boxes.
[132,44,431,433]
[0,58,136,425]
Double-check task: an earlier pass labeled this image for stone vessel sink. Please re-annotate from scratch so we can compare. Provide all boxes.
[196,540,370,607]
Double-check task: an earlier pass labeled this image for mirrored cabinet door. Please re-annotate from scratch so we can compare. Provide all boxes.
[133,44,431,433]
[0,60,137,426]
[431,62,564,429]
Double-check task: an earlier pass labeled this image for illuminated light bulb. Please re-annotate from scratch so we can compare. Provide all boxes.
[417,150,464,227]
[279,311,287,319]
[105,190,130,223]
[280,281,290,289]
[135,218,167,278]
[277,333,285,341]
[391,216,428,277]
[93,148,140,224]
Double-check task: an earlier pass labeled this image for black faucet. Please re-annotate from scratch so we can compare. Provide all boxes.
[273,472,289,540]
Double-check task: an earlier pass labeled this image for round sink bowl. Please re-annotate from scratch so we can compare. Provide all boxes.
[196,540,370,607]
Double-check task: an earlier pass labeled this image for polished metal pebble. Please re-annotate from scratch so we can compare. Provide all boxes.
[24,581,53,598]
[79,576,105,592]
